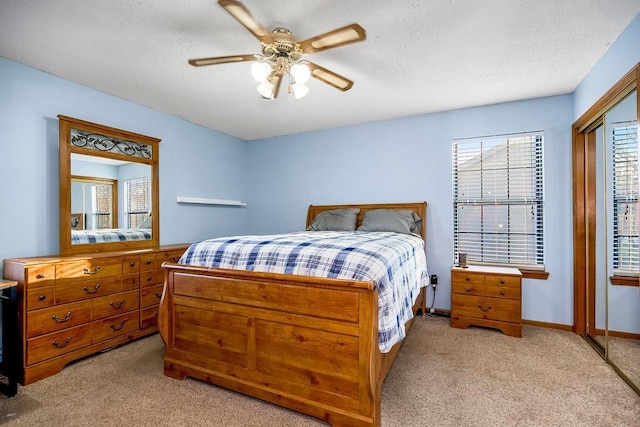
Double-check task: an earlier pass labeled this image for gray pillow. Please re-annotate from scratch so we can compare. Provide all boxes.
[307,208,360,231]
[357,209,422,235]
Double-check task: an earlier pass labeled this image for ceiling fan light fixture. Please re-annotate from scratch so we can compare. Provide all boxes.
[256,80,275,99]
[251,62,271,82]
[290,63,310,84]
[291,82,309,99]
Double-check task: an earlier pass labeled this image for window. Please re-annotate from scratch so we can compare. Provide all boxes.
[612,121,638,276]
[125,177,149,228]
[452,132,544,269]
[91,184,113,229]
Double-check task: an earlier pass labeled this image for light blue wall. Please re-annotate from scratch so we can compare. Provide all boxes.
[573,14,640,120]
[0,56,250,276]
[247,95,575,325]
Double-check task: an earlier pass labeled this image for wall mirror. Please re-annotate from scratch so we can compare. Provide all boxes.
[59,115,160,255]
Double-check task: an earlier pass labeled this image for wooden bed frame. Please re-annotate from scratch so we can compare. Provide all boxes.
[158,202,427,426]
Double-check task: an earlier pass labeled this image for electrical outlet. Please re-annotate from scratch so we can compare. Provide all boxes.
[430,274,438,288]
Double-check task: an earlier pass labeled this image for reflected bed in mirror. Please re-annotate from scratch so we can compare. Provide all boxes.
[59,115,160,255]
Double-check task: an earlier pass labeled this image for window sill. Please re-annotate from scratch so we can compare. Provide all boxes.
[519,269,549,280]
[610,275,639,286]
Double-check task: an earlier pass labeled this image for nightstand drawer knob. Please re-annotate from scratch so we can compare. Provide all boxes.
[39,294,47,301]
[130,262,135,267]
[36,273,47,279]
[500,291,506,296]
[466,288,471,292]
[478,305,492,312]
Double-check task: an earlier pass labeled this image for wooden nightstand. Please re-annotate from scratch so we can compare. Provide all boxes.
[450,265,522,337]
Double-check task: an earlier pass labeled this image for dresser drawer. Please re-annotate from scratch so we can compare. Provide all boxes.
[156,249,185,266]
[122,273,140,291]
[452,294,521,323]
[122,256,140,275]
[92,290,140,320]
[140,254,156,272]
[25,265,56,288]
[27,300,93,338]
[27,324,92,365]
[141,270,163,288]
[27,286,55,310]
[140,284,164,307]
[56,257,122,282]
[55,276,122,304]
[92,311,139,344]
[140,305,159,329]
[452,282,521,300]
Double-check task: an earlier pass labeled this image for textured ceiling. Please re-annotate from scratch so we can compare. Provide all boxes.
[1,0,639,140]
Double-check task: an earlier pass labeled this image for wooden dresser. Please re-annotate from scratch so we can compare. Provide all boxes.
[3,243,189,385]
[450,265,522,337]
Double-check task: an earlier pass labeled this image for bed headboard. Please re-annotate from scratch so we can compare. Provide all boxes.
[306,202,427,241]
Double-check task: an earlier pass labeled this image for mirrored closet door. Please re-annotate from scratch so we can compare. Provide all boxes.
[573,65,639,395]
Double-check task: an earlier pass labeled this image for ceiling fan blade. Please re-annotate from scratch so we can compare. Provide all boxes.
[306,62,354,91]
[218,0,274,44]
[298,24,366,54]
[188,54,256,66]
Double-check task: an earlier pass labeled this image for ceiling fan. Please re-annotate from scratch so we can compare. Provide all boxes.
[188,0,366,99]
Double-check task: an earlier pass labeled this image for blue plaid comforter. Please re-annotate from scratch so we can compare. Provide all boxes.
[179,231,428,353]
[71,229,152,244]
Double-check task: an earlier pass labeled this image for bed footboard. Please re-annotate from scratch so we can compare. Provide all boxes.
[159,263,383,426]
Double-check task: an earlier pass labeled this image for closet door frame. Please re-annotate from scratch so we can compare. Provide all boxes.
[572,63,639,335]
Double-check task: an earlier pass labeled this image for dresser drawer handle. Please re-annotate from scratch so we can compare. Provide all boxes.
[477,305,492,312]
[147,275,153,282]
[83,266,101,275]
[146,260,153,265]
[154,291,162,299]
[500,291,506,296]
[465,277,470,282]
[110,300,126,309]
[500,280,505,284]
[465,288,471,292]
[36,273,47,279]
[52,311,72,323]
[110,320,127,331]
[83,284,101,294]
[52,337,72,348]
[129,262,136,267]
[39,294,47,301]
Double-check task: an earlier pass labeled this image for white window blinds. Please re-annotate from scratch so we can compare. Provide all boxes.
[612,121,639,275]
[452,132,544,268]
[125,177,149,228]
[91,184,112,229]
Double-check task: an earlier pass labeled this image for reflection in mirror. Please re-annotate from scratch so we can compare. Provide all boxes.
[59,115,160,255]
[605,89,639,391]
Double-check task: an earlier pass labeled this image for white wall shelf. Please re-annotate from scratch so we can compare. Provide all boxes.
[176,196,246,207]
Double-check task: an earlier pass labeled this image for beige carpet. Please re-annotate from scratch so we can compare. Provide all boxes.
[2,316,639,426]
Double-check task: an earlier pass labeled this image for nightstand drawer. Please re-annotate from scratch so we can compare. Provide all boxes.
[452,282,521,300]
[452,294,521,323]
[451,270,484,286]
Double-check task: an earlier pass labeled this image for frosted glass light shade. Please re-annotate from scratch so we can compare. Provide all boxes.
[290,63,310,84]
[251,62,271,82]
[291,83,309,99]
[256,80,275,98]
